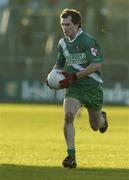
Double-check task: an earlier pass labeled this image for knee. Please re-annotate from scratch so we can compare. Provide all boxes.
[65,112,74,123]
[91,125,99,131]
[89,119,99,131]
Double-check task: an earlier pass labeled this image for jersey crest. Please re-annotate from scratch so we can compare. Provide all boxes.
[91,48,99,56]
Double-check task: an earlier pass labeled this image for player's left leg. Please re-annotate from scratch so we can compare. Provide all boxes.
[99,111,108,133]
[62,97,81,168]
[76,108,82,118]
[87,109,108,133]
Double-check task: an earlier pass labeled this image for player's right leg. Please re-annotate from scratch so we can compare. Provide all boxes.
[62,97,81,168]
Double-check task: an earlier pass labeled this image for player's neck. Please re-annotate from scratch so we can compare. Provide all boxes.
[68,28,83,42]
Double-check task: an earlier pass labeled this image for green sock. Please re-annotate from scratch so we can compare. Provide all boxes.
[67,148,75,159]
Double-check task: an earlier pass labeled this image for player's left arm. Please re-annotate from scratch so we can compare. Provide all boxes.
[76,62,101,78]
[59,39,104,88]
[59,62,101,88]
[77,39,103,78]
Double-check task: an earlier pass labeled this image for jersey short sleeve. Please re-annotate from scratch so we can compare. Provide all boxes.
[85,37,104,63]
[56,43,66,68]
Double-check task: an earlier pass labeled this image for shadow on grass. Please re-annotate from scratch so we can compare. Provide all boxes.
[0,164,129,180]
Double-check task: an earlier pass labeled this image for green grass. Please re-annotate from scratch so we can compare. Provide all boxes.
[0,104,129,180]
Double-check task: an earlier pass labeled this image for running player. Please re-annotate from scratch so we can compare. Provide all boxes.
[46,8,108,168]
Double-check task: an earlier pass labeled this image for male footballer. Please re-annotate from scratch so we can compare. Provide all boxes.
[46,8,108,168]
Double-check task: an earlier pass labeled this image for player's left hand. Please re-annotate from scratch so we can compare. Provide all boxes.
[59,71,77,89]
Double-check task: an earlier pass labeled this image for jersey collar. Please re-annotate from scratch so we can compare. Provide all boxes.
[67,28,83,43]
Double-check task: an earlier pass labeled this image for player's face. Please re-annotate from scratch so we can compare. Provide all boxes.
[60,16,79,39]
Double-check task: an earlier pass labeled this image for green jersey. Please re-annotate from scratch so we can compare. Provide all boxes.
[56,29,104,110]
[56,29,104,84]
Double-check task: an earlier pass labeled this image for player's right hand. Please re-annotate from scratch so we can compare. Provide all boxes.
[45,79,53,89]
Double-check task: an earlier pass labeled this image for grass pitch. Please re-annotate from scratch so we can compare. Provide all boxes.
[0,104,129,180]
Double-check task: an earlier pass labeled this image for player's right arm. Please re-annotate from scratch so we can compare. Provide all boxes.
[45,41,66,88]
[53,42,66,70]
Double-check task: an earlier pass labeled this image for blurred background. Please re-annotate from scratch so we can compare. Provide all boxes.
[0,0,129,105]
